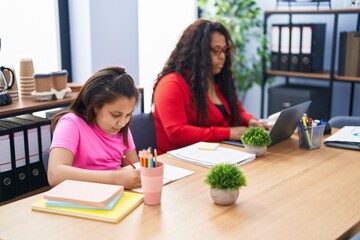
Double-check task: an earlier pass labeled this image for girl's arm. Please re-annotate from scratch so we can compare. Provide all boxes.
[47,147,141,189]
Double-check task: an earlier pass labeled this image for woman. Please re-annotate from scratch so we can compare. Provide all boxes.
[152,19,268,154]
[48,66,141,189]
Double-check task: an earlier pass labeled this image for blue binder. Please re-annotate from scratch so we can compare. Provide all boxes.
[0,126,16,202]
[0,120,30,196]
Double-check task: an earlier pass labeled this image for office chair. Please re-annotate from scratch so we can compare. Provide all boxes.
[129,113,156,151]
[328,116,360,128]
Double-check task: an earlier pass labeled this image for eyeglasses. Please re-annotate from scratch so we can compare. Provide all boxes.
[210,46,230,56]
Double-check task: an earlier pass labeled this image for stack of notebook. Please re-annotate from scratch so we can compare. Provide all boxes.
[32,180,143,223]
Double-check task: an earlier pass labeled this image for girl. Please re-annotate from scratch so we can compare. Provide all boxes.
[48,66,141,189]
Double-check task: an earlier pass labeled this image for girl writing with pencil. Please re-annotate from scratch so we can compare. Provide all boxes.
[47,66,141,189]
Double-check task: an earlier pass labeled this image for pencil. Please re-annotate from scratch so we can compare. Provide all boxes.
[123,156,136,169]
[154,149,158,167]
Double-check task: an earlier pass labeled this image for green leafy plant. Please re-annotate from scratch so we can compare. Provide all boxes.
[198,0,270,99]
[205,163,247,190]
[241,127,271,147]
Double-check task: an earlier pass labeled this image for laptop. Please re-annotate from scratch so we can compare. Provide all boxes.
[222,100,311,147]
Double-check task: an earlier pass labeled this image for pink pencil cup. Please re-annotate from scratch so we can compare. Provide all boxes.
[140,162,164,206]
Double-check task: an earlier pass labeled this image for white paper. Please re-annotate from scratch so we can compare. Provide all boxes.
[167,142,256,168]
[324,126,360,143]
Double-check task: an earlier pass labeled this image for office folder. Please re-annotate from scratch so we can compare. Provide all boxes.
[32,191,143,223]
[324,126,360,150]
[0,120,30,196]
[16,114,51,184]
[300,24,326,73]
[270,25,281,70]
[2,117,45,191]
[279,25,290,71]
[290,25,301,72]
[349,32,360,77]
[338,31,348,76]
[0,126,16,202]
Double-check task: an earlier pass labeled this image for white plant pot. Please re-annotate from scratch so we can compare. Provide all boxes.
[210,188,239,206]
[244,145,267,157]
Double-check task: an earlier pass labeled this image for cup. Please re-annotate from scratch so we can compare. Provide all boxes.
[34,73,52,92]
[51,70,68,91]
[19,59,34,77]
[140,161,164,206]
[298,124,325,150]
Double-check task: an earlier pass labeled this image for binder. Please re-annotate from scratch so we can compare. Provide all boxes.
[338,31,348,76]
[279,25,290,71]
[290,25,302,72]
[17,114,52,181]
[0,120,30,196]
[0,126,16,201]
[300,24,326,73]
[349,32,360,77]
[270,25,281,70]
[2,117,45,191]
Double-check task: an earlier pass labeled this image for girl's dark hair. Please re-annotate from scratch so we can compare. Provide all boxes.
[52,66,139,146]
[152,19,241,126]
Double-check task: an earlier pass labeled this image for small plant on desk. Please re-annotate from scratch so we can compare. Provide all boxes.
[241,127,272,157]
[204,163,247,206]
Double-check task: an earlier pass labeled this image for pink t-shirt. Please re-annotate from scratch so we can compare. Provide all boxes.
[50,113,135,170]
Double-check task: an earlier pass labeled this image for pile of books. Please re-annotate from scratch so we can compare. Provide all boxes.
[31,180,143,223]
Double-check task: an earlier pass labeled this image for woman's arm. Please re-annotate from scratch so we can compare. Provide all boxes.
[47,147,141,189]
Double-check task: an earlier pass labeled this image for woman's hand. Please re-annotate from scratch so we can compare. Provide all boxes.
[248,119,272,130]
[229,126,248,140]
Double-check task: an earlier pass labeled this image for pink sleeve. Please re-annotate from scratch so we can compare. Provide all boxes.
[50,116,80,155]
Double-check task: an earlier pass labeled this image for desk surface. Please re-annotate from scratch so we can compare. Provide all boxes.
[0,136,359,240]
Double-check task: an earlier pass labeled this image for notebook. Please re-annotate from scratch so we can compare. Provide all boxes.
[222,101,311,147]
[45,193,123,210]
[167,142,256,168]
[324,126,360,150]
[43,180,124,208]
[32,191,143,223]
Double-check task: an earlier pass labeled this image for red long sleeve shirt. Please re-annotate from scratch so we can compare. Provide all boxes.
[153,73,255,154]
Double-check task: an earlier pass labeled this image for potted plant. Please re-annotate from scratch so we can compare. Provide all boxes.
[241,127,271,157]
[204,163,247,205]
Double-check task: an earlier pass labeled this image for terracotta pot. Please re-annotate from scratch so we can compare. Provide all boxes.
[210,188,239,206]
[244,145,267,157]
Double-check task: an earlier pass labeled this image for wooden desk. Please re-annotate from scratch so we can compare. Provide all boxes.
[0,92,78,118]
[0,136,359,240]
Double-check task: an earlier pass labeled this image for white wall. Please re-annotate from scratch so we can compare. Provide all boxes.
[138,0,197,112]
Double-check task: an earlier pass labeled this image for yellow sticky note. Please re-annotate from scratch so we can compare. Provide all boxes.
[197,142,220,151]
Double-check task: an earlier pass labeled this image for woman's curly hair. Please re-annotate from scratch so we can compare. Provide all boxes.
[152,19,241,126]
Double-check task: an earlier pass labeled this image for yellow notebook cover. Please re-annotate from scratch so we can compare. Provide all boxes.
[32,191,143,223]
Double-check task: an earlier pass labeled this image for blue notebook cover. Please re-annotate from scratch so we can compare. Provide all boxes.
[45,193,123,210]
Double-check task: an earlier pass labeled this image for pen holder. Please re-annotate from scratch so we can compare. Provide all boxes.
[140,162,164,206]
[298,124,325,150]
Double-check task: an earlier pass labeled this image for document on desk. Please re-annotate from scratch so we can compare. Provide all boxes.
[167,142,256,168]
[324,126,360,150]
[124,162,194,193]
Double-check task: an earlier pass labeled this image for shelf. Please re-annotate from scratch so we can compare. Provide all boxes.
[334,75,360,82]
[265,8,360,15]
[0,92,78,119]
[261,7,360,118]
[266,70,330,80]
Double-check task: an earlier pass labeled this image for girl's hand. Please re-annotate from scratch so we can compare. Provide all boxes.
[117,169,141,189]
